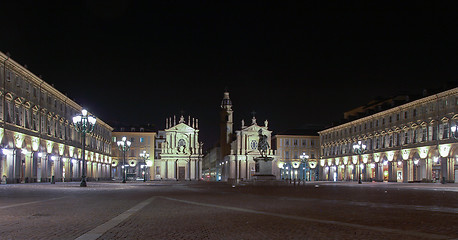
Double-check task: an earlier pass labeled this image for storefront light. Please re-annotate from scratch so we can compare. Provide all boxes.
[2,148,10,155]
[433,156,440,164]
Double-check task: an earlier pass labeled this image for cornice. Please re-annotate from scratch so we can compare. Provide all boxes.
[0,51,113,131]
[319,87,457,135]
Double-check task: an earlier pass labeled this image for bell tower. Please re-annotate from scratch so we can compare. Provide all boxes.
[220,91,233,157]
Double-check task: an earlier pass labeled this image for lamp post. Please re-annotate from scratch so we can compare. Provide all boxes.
[139,150,149,182]
[300,153,309,181]
[117,137,131,183]
[353,140,367,184]
[72,109,96,187]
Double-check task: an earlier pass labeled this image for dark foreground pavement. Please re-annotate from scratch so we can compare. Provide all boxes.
[0,181,457,240]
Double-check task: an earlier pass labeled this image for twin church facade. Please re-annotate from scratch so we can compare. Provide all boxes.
[2,50,456,184]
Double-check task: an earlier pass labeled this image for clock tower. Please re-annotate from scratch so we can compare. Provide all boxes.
[220,91,233,157]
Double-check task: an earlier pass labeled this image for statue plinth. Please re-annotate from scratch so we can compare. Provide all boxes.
[253,156,276,181]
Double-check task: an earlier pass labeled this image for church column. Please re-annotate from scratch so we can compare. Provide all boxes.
[237,133,241,155]
[238,157,242,180]
[165,160,168,179]
[175,159,178,180]
[188,159,191,180]
[246,156,250,180]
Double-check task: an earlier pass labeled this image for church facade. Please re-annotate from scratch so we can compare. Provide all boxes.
[155,115,203,180]
[218,91,277,182]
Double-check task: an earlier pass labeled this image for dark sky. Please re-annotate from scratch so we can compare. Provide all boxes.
[1,1,456,149]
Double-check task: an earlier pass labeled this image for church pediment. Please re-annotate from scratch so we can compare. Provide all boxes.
[242,125,271,135]
[166,122,196,132]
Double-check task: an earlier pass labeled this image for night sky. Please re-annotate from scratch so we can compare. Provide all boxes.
[1,1,456,149]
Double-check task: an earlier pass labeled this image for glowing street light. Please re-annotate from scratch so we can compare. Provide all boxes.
[300,153,310,181]
[72,109,96,187]
[353,140,367,184]
[117,137,131,183]
[139,150,150,182]
[451,121,458,140]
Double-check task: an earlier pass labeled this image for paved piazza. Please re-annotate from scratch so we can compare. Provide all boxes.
[0,181,457,240]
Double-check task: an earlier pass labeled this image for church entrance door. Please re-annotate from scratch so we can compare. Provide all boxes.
[178,167,185,180]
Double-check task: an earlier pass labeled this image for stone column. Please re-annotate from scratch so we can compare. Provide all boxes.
[402,160,408,183]
[447,157,454,183]
[426,158,432,181]
[440,157,447,183]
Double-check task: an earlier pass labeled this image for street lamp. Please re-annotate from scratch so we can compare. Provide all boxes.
[353,140,367,184]
[139,150,149,182]
[300,153,309,181]
[451,121,458,140]
[117,137,131,183]
[72,109,96,187]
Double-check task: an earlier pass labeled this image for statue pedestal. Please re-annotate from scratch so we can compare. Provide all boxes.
[253,157,276,181]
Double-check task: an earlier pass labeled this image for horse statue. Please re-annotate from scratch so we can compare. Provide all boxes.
[257,129,269,158]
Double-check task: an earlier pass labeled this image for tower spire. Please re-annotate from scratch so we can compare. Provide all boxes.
[221,91,232,110]
[220,90,234,158]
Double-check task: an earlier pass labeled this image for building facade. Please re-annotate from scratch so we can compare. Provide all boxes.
[157,115,203,180]
[217,91,276,182]
[319,87,458,183]
[202,146,220,181]
[0,51,113,184]
[111,127,156,181]
[273,131,320,181]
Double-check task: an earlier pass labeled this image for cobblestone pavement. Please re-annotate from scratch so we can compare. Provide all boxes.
[0,181,457,240]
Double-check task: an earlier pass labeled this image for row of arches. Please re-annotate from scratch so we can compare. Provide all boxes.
[0,128,111,184]
[319,143,457,183]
